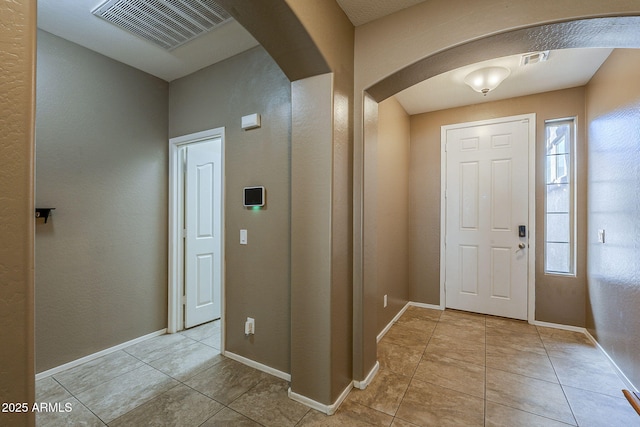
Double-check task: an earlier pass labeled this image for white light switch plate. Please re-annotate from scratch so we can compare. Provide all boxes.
[598,229,605,243]
[240,229,247,245]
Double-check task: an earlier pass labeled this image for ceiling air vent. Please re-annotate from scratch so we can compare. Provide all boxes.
[92,0,232,51]
[520,51,550,66]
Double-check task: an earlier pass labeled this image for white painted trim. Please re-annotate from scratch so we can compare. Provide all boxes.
[35,329,166,380]
[583,330,638,392]
[526,114,537,324]
[168,136,183,334]
[377,302,443,343]
[408,301,444,311]
[377,302,410,342]
[440,114,536,322]
[530,320,586,333]
[223,351,290,382]
[353,361,379,390]
[168,127,226,358]
[440,123,447,310]
[288,389,327,414]
[288,381,353,416]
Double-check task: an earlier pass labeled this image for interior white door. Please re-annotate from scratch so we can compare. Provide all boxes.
[444,118,530,320]
[184,138,222,328]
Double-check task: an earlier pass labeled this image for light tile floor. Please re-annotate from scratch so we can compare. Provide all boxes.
[35,308,640,426]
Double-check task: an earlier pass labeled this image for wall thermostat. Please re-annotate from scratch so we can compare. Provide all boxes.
[243,186,265,207]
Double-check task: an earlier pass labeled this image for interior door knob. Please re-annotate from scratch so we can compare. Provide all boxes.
[518,242,526,249]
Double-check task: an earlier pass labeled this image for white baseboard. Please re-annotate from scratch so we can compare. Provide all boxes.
[288,381,352,415]
[376,301,445,343]
[530,319,586,333]
[377,302,411,342]
[409,301,445,311]
[583,330,638,392]
[223,350,290,382]
[353,361,379,390]
[35,329,167,380]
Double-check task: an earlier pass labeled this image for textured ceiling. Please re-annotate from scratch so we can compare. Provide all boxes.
[37,0,613,114]
[395,48,613,115]
[336,0,426,26]
[36,0,427,82]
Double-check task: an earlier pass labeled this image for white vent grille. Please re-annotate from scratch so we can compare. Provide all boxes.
[520,51,550,66]
[93,0,232,51]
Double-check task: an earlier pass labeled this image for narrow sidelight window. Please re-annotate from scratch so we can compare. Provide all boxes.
[544,118,576,275]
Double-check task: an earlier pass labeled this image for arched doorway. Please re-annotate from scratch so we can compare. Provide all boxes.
[355,15,640,385]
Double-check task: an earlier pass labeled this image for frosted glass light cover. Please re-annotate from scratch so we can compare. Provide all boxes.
[464,67,511,95]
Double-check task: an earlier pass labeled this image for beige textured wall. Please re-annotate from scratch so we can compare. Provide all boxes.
[586,49,640,388]
[290,73,335,403]
[409,87,588,326]
[35,31,169,372]
[359,94,379,380]
[375,97,410,332]
[215,0,330,82]
[0,1,36,425]
[220,0,356,403]
[285,0,356,404]
[169,47,292,374]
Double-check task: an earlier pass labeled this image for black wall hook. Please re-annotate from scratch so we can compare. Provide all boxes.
[36,208,56,223]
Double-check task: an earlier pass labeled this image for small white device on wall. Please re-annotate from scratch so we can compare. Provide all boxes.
[241,113,261,130]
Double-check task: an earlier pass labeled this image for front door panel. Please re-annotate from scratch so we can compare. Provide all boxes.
[445,118,530,320]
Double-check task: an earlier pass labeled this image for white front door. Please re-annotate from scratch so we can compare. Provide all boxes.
[184,138,222,328]
[443,116,532,320]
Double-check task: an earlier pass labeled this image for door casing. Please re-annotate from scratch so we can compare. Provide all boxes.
[440,114,536,323]
[168,127,225,338]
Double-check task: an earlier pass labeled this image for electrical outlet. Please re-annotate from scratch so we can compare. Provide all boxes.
[383,294,388,308]
[245,317,255,335]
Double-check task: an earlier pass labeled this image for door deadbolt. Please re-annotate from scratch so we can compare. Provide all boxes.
[518,225,526,237]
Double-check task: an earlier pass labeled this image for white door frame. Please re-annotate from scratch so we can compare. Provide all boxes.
[168,127,225,337]
[440,114,536,323]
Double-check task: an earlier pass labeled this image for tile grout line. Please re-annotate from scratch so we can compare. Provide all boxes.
[540,326,580,426]
[51,352,163,425]
[53,350,147,396]
[387,310,441,426]
[56,375,110,426]
[179,356,263,427]
[119,326,228,426]
[483,323,581,426]
[538,327,581,426]
[187,357,304,427]
[109,363,185,425]
[59,324,223,426]
[50,376,109,427]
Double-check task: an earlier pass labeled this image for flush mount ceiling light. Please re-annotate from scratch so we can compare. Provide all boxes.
[464,66,511,96]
